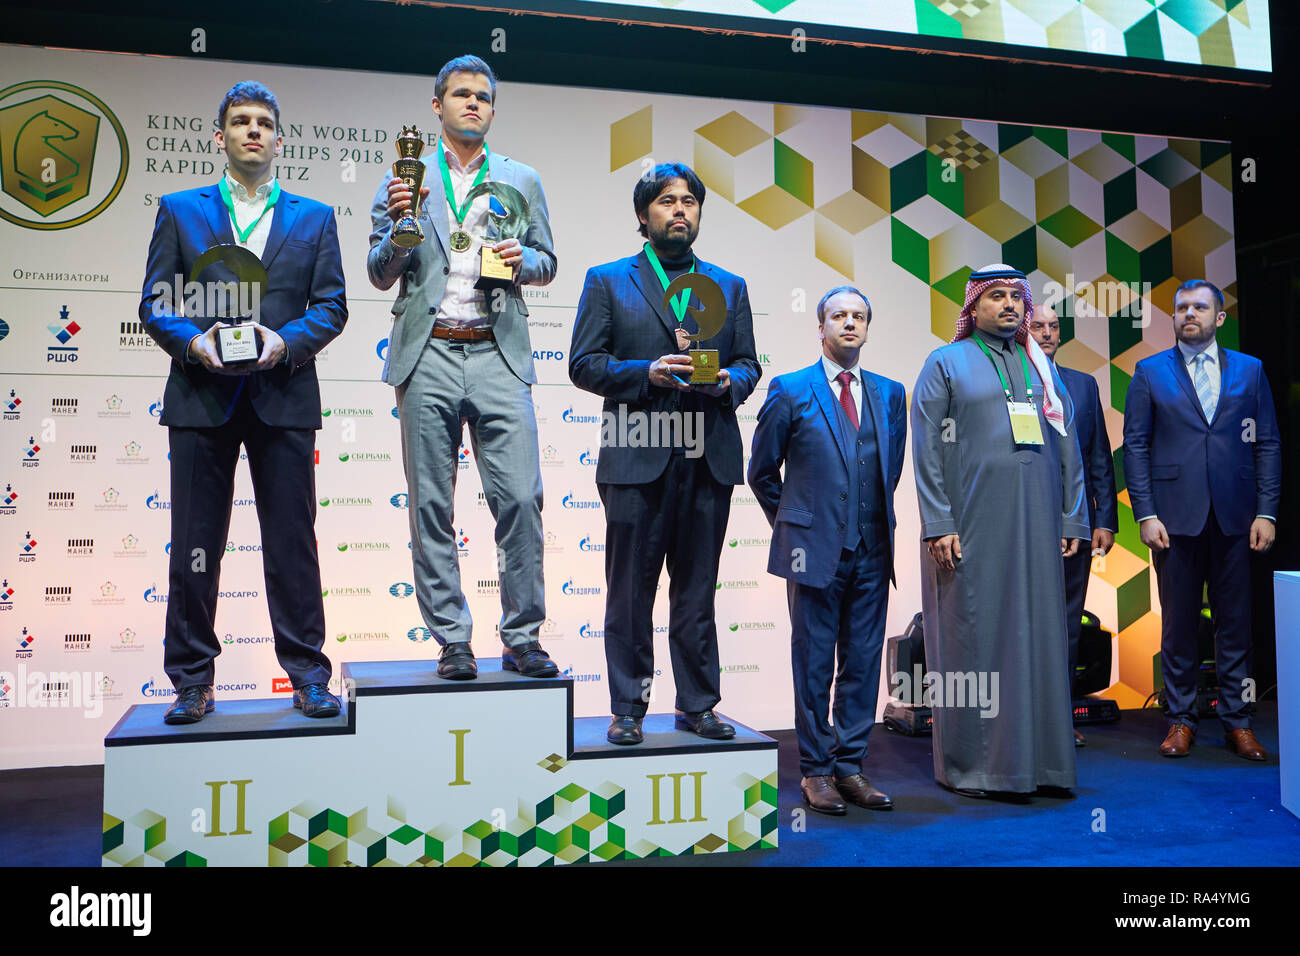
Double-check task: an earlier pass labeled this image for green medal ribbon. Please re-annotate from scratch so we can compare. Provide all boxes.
[972,333,1035,403]
[643,242,696,325]
[218,178,280,245]
[437,140,491,228]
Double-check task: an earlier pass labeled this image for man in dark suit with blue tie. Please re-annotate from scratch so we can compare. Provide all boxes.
[569,163,761,745]
[1029,303,1118,747]
[748,287,906,814]
[1123,279,1280,760]
[140,82,347,724]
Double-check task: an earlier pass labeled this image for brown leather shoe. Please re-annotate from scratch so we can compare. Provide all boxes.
[835,772,893,810]
[1074,729,1086,747]
[800,775,847,815]
[1159,723,1194,757]
[1226,728,1268,761]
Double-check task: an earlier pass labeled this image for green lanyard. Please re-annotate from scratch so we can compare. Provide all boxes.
[643,243,696,324]
[972,333,1035,403]
[437,140,490,227]
[218,178,280,244]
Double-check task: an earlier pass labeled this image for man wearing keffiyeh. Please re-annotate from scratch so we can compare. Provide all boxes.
[911,264,1090,799]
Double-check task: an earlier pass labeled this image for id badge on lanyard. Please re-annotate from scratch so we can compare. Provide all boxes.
[1007,401,1044,445]
[973,334,1044,446]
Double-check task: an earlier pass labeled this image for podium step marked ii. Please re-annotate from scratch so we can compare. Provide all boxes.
[102,659,779,866]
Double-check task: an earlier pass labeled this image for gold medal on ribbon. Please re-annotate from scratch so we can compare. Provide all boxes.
[450,230,472,253]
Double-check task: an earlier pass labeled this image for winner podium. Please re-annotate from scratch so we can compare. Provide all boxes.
[102,659,778,866]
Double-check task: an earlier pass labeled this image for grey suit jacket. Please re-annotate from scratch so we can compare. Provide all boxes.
[367,149,556,386]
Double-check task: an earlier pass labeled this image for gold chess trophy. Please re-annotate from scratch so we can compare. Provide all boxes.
[662,272,727,385]
[391,125,427,247]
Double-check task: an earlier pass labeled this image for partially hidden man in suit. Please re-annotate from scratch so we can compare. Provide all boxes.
[748,287,905,814]
[1123,279,1281,760]
[569,163,761,745]
[1029,303,1117,747]
[140,82,347,723]
[368,55,559,681]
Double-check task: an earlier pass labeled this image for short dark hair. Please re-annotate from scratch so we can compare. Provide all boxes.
[216,81,280,132]
[435,55,497,103]
[633,163,706,238]
[817,286,872,325]
[1175,278,1225,313]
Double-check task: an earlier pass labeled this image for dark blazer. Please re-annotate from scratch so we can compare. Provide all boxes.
[139,184,347,429]
[1057,364,1118,533]
[748,361,907,589]
[568,250,761,485]
[1123,345,1281,537]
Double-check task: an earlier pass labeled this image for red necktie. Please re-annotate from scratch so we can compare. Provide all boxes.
[836,371,859,430]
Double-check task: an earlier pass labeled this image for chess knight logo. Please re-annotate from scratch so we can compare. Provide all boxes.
[0,81,128,230]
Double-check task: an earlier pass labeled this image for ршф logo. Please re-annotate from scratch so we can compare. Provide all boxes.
[0,81,128,230]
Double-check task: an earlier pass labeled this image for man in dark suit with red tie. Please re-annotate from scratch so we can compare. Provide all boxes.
[1122,279,1280,760]
[748,287,906,814]
[140,82,347,724]
[1029,303,1118,747]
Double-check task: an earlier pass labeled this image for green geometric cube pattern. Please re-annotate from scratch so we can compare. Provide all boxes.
[102,810,207,867]
[262,770,779,866]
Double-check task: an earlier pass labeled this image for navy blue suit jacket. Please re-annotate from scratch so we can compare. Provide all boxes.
[568,250,761,485]
[139,184,347,429]
[748,361,907,589]
[1122,345,1281,537]
[1056,364,1118,533]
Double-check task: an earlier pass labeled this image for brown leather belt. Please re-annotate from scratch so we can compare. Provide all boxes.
[431,325,494,342]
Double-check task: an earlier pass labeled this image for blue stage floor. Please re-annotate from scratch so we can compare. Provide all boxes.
[3,704,1297,867]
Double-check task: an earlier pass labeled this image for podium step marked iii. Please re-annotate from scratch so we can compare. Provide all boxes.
[102,659,779,866]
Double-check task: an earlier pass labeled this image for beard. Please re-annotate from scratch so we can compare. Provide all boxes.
[648,217,698,257]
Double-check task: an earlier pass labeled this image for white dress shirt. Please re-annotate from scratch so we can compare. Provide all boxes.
[433,143,492,330]
[821,354,862,425]
[223,173,277,259]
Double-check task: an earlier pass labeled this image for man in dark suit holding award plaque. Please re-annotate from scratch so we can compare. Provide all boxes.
[139,81,347,724]
[368,55,559,681]
[569,163,761,745]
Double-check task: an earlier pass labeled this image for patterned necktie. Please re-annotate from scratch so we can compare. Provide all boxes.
[836,371,859,430]
[1193,353,1216,421]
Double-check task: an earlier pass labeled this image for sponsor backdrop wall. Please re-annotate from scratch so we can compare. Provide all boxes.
[1,44,1236,768]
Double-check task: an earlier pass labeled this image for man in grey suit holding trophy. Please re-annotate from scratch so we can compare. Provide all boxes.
[367,54,559,681]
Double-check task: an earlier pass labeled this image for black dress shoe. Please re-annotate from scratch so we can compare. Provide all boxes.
[606,716,643,745]
[501,641,559,678]
[801,776,847,815]
[437,642,477,680]
[293,682,341,718]
[164,685,214,725]
[674,709,736,739]
[835,772,893,810]
[953,787,989,799]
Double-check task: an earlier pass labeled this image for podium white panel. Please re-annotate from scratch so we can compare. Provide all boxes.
[102,660,778,865]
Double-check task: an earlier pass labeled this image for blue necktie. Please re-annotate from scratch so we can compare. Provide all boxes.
[1193,353,1216,421]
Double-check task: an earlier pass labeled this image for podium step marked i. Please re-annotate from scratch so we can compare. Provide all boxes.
[102,659,779,866]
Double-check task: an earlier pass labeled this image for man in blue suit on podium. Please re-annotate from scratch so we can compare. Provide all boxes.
[748,287,906,814]
[1123,279,1281,760]
[1029,302,1118,747]
[140,82,347,724]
